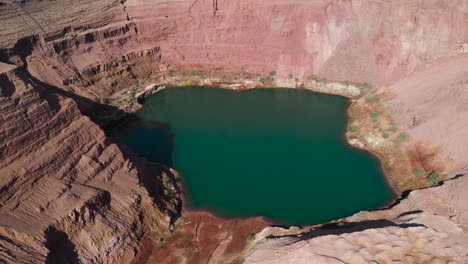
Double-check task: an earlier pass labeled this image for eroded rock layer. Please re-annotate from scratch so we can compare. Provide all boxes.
[0,67,180,263]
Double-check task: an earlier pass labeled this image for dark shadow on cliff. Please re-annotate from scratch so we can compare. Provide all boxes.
[0,73,15,97]
[107,117,182,227]
[45,227,79,264]
[267,219,425,244]
[4,36,127,127]
[108,119,175,167]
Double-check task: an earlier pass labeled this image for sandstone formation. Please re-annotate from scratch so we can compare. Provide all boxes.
[0,67,181,263]
[0,0,467,263]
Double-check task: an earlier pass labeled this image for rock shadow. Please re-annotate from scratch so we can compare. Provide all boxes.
[267,219,425,244]
[44,227,79,264]
[109,117,182,227]
[0,73,15,97]
[110,118,175,167]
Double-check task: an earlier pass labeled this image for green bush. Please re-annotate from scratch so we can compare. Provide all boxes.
[247,234,256,242]
[427,171,441,185]
[413,168,426,177]
[361,82,371,89]
[370,111,379,118]
[269,70,276,76]
[397,132,409,141]
[129,86,137,101]
[191,71,202,76]
[350,126,358,133]
[319,77,327,83]
[365,95,381,103]
[259,77,266,84]
[382,133,389,139]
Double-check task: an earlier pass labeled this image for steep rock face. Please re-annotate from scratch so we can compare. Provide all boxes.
[0,68,179,263]
[1,0,466,101]
[127,0,467,83]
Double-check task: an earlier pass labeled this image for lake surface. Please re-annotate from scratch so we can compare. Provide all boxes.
[113,87,394,225]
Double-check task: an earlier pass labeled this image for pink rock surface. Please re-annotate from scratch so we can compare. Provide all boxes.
[385,55,468,167]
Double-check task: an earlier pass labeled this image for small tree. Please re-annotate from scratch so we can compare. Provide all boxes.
[413,168,426,177]
[397,132,409,141]
[427,171,441,185]
[246,234,256,242]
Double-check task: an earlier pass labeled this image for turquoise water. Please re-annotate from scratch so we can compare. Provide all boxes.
[113,87,394,225]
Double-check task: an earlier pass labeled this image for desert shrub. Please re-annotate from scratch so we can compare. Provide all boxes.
[382,133,389,139]
[397,132,409,141]
[319,77,327,83]
[388,126,398,132]
[361,82,371,89]
[365,95,381,103]
[129,86,137,101]
[259,77,266,84]
[427,171,441,185]
[370,111,379,118]
[191,71,202,76]
[413,168,426,177]
[247,234,256,242]
[269,70,276,76]
[350,126,358,133]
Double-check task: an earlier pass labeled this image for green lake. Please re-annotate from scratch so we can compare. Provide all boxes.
[113,87,394,225]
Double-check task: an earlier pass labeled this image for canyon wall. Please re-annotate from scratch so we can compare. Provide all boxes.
[1,0,466,100]
[0,66,181,263]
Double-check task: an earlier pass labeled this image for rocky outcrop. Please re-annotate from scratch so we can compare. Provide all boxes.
[0,67,180,263]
